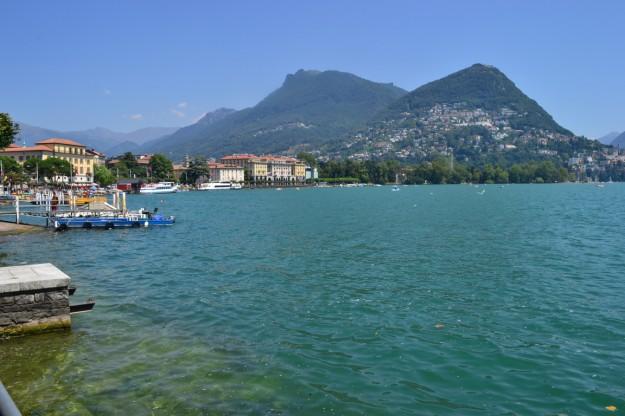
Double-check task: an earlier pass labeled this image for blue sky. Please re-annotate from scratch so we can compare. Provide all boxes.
[1,0,623,138]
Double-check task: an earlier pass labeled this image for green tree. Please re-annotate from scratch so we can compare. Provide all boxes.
[39,157,72,181]
[0,113,20,149]
[94,165,115,186]
[185,157,209,184]
[0,156,21,174]
[296,152,317,168]
[149,154,173,181]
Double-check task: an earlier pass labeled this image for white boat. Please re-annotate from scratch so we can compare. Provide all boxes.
[197,182,242,191]
[392,186,400,191]
[140,181,179,194]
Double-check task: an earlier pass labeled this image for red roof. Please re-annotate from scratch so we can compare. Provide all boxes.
[0,145,54,153]
[221,154,258,160]
[36,137,86,147]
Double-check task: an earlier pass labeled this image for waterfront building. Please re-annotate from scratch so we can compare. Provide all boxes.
[208,163,245,183]
[87,149,106,166]
[305,166,319,180]
[0,138,99,183]
[220,154,306,184]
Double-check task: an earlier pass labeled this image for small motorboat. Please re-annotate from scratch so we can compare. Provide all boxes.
[392,186,400,192]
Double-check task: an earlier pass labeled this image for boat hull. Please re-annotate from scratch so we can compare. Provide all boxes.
[53,216,175,230]
[139,188,178,194]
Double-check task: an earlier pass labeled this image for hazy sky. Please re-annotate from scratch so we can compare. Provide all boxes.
[1,0,623,138]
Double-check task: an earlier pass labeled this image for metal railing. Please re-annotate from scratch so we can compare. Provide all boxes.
[0,380,21,416]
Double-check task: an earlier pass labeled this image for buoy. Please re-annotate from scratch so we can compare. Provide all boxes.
[144,221,149,227]
[435,323,445,329]
[606,405,617,412]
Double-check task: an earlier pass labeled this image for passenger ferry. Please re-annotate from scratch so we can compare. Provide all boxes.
[197,182,242,191]
[140,181,179,194]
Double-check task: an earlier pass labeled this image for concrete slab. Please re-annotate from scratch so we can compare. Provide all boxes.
[0,263,70,294]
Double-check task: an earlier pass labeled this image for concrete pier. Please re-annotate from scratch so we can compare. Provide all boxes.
[0,264,71,335]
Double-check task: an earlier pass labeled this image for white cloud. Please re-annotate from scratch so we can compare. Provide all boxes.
[129,114,143,120]
[103,89,112,96]
[171,109,186,118]
[177,101,188,109]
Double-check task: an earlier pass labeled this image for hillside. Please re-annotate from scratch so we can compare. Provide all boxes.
[143,70,406,158]
[328,64,600,165]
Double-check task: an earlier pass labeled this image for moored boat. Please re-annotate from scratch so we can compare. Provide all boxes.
[140,182,179,194]
[197,182,242,190]
[53,209,175,230]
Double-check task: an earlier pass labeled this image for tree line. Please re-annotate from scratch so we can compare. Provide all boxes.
[317,158,571,184]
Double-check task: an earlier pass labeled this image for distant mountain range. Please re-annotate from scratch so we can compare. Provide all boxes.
[598,131,621,145]
[142,70,406,158]
[17,64,608,165]
[612,131,625,148]
[16,124,179,155]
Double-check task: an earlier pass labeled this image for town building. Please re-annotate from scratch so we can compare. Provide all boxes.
[0,138,99,183]
[208,163,245,183]
[219,154,306,184]
[305,166,319,180]
[173,164,189,181]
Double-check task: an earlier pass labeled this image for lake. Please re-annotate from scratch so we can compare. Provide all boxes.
[1,184,624,415]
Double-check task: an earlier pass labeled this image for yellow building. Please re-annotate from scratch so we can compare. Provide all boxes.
[219,153,306,183]
[293,161,306,180]
[220,154,268,182]
[0,138,99,183]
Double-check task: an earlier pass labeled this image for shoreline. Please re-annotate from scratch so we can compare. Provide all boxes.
[0,221,41,237]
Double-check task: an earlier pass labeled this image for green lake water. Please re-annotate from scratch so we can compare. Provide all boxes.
[1,184,624,415]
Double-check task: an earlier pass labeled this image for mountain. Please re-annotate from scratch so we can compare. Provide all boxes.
[329,64,600,164]
[16,124,178,155]
[142,108,236,154]
[612,132,625,148]
[143,71,406,158]
[598,131,621,145]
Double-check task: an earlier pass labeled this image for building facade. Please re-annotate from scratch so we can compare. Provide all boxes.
[220,154,306,184]
[208,163,245,183]
[0,138,99,183]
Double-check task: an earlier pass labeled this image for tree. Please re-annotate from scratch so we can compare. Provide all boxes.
[0,113,20,149]
[0,156,21,173]
[94,165,115,186]
[297,152,317,167]
[185,156,209,184]
[149,154,173,181]
[39,157,72,181]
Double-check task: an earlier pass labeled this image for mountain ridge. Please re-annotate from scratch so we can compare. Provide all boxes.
[327,63,598,164]
[142,70,407,158]
[611,131,625,148]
